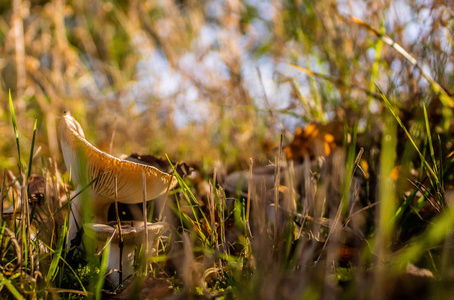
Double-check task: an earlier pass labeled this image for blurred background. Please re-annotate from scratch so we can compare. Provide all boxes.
[0,0,452,174]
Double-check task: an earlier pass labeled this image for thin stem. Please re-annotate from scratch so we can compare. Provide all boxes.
[0,168,6,261]
[0,168,6,223]
[142,171,148,275]
[246,158,253,238]
[109,117,117,155]
[114,176,123,283]
[274,134,283,246]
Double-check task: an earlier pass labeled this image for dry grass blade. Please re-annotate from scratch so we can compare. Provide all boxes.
[1,226,22,275]
[247,158,253,238]
[0,169,6,222]
[51,288,89,296]
[209,180,215,244]
[315,146,363,265]
[274,134,283,246]
[406,178,441,213]
[288,63,382,100]
[0,169,6,262]
[142,171,148,275]
[351,16,454,108]
[12,0,25,103]
[345,202,379,225]
[114,176,123,283]
[109,117,117,155]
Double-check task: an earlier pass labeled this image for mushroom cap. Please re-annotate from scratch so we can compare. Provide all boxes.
[59,112,178,204]
[83,221,169,245]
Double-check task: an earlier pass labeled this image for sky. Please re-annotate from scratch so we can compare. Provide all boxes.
[120,0,447,131]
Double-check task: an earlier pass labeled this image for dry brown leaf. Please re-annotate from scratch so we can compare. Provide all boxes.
[284,122,343,160]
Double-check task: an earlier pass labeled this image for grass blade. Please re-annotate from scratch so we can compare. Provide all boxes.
[27,120,38,179]
[95,242,110,300]
[353,16,453,108]
[0,272,25,300]
[9,90,22,171]
[374,110,397,297]
[46,219,67,283]
[376,85,438,185]
[165,155,211,243]
[422,104,438,176]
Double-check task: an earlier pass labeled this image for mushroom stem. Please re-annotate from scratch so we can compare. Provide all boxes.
[105,242,135,286]
[84,222,168,288]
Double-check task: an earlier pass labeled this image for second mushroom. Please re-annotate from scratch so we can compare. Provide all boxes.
[84,221,169,286]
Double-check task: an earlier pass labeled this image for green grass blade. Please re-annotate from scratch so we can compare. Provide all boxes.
[27,120,37,179]
[423,114,445,206]
[95,242,110,300]
[438,135,444,192]
[0,272,25,300]
[46,219,67,282]
[166,155,211,243]
[22,214,28,270]
[376,85,438,182]
[9,90,22,170]
[377,111,397,252]
[368,19,384,110]
[342,122,358,216]
[422,104,438,176]
[396,205,454,267]
[41,243,87,293]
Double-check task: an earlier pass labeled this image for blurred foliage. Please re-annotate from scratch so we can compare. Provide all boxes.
[0,0,451,175]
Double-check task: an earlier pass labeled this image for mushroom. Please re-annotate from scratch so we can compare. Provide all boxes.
[59,112,177,242]
[84,221,168,286]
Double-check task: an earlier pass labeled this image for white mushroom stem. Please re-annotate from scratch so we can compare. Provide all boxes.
[83,222,168,287]
[104,242,135,285]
